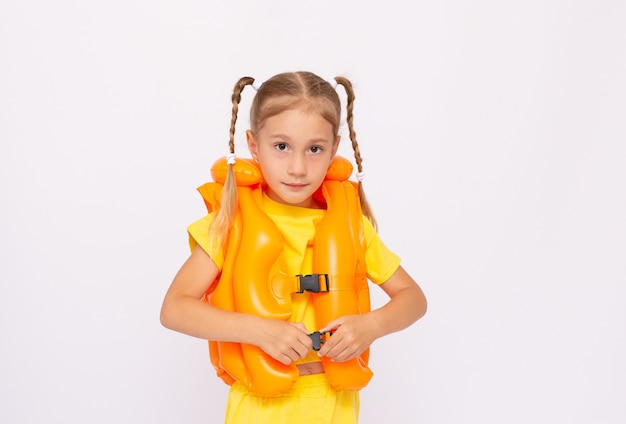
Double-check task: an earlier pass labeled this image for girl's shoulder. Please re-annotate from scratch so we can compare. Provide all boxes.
[187,212,225,269]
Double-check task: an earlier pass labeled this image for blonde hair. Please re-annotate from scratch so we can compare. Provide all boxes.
[212,71,377,243]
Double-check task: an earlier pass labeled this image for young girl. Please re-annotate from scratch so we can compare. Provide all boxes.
[160,71,427,423]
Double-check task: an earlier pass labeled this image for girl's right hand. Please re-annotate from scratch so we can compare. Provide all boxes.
[255,320,313,365]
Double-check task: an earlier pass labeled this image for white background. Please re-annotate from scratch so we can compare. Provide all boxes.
[1,1,625,423]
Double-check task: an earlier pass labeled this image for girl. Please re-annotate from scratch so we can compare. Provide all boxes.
[160,71,427,423]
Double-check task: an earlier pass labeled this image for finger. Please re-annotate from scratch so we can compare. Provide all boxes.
[329,343,356,362]
[289,349,301,362]
[277,352,294,365]
[281,346,302,364]
[319,319,341,333]
[302,334,313,350]
[293,340,311,358]
[318,332,340,357]
[290,322,310,334]
[331,345,355,362]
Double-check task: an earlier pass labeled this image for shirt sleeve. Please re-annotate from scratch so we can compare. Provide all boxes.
[187,213,225,270]
[362,217,402,285]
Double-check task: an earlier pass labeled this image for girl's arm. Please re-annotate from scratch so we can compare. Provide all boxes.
[317,266,427,362]
[160,246,313,365]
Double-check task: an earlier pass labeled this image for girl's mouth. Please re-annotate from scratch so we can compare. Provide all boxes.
[284,182,307,189]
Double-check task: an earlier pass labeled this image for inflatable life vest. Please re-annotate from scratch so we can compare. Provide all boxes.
[197,156,373,397]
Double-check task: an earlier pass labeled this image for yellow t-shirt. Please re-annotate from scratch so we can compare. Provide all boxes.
[187,194,401,363]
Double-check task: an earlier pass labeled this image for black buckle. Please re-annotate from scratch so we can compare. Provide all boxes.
[309,331,332,351]
[296,273,330,293]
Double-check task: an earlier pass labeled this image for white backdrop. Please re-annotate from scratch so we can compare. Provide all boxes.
[1,1,625,423]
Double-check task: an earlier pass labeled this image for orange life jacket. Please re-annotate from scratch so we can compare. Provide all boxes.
[197,156,373,397]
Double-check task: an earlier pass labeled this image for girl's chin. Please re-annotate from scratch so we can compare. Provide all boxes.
[269,193,315,208]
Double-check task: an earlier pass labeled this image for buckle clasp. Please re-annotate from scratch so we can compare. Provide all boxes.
[308,331,332,351]
[296,273,330,293]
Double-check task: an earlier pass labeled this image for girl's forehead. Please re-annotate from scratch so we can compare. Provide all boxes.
[258,105,332,127]
[263,109,333,129]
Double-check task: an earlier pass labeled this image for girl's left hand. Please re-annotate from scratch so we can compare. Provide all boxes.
[316,266,427,362]
[317,314,377,362]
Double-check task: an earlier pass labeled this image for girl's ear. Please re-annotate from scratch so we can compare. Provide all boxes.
[246,130,259,161]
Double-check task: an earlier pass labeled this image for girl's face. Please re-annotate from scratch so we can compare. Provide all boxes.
[246,108,340,208]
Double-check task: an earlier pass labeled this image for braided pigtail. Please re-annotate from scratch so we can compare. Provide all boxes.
[333,76,378,232]
[211,76,256,243]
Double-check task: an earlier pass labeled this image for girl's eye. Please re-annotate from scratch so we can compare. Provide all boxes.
[275,143,288,151]
[309,146,323,154]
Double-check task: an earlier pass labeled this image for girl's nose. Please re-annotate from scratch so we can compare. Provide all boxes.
[288,153,306,176]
